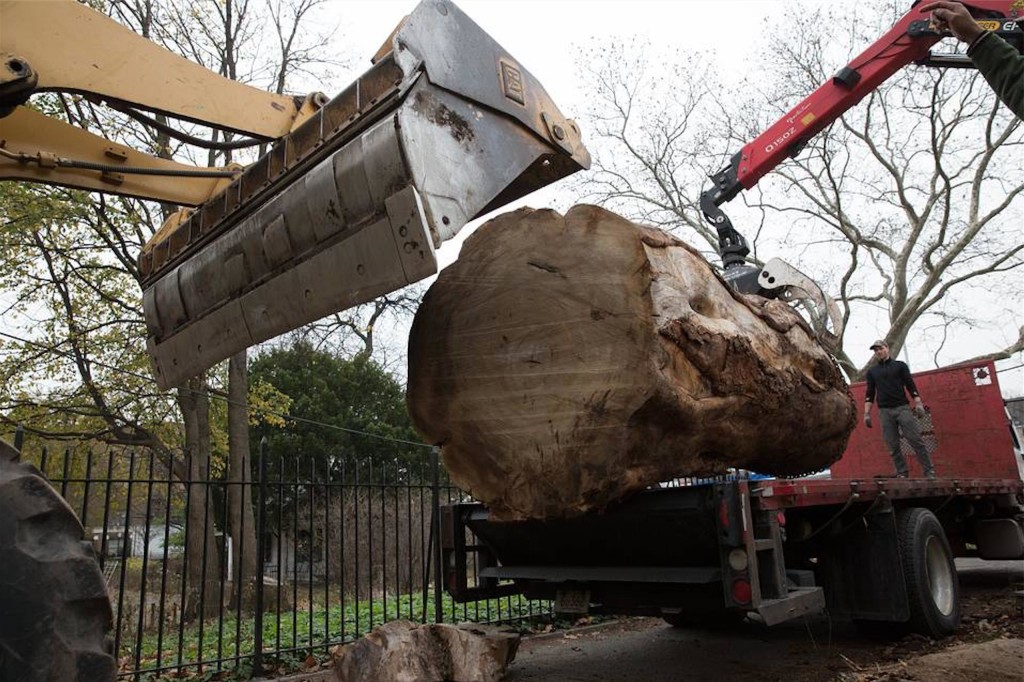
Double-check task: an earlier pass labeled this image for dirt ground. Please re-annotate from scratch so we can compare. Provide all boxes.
[506,559,1023,682]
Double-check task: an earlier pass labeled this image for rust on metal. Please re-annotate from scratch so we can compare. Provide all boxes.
[413,90,474,143]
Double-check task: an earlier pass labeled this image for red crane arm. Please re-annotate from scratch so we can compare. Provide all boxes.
[738,7,942,191]
[701,0,1020,270]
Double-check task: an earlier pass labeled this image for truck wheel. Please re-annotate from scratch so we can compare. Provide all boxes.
[0,458,116,682]
[896,507,960,638]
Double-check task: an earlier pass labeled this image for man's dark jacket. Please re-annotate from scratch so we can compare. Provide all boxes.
[865,358,920,409]
[969,31,1024,120]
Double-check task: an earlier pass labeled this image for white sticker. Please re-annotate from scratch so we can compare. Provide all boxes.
[973,367,992,385]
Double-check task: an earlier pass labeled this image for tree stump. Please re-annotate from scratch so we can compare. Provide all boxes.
[408,205,855,521]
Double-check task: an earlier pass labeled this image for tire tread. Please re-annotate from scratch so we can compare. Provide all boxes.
[0,460,116,682]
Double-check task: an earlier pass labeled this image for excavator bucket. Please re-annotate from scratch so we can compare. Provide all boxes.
[139,0,589,389]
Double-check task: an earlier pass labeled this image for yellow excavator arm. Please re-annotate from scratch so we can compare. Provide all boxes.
[0,0,590,389]
[0,0,322,203]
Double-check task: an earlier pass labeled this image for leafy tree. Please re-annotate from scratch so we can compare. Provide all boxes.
[250,342,427,481]
[249,342,428,544]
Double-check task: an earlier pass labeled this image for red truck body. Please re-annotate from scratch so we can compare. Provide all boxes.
[758,360,1023,511]
[834,360,1021,481]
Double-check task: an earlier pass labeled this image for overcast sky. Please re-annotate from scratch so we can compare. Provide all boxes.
[330,0,806,94]
[314,0,1023,394]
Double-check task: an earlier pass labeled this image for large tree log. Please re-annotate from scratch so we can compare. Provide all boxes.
[408,205,855,521]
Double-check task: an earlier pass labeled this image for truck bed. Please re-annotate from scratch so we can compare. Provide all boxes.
[446,473,1023,574]
[754,475,1024,510]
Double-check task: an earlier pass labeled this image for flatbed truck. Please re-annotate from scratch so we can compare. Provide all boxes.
[441,360,1024,637]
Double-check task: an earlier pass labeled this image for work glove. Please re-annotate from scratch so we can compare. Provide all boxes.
[863,412,872,428]
[913,398,926,418]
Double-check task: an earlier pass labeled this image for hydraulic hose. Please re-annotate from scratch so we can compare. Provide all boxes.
[0,146,239,177]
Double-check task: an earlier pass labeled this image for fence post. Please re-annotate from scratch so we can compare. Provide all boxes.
[12,424,23,460]
[431,446,443,624]
[253,437,268,675]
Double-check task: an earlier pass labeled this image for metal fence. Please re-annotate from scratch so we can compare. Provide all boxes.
[26,443,551,680]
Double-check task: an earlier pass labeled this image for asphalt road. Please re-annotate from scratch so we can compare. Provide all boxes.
[505,559,1024,682]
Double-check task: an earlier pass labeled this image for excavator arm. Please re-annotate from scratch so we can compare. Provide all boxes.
[0,0,324,204]
[700,0,1023,350]
[0,0,590,389]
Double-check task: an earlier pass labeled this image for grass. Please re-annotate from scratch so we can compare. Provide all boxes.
[128,590,553,680]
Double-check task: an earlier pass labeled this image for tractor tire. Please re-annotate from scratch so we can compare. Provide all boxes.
[0,458,116,682]
[896,507,960,638]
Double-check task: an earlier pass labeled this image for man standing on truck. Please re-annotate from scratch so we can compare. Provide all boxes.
[863,340,938,479]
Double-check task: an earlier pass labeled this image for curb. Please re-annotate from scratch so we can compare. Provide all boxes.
[521,617,646,642]
[256,669,334,682]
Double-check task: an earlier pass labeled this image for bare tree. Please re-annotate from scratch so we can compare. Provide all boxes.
[294,289,425,370]
[574,38,719,247]
[757,3,1023,377]
[572,1,1023,379]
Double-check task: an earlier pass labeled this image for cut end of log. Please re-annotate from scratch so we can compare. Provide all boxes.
[408,205,856,521]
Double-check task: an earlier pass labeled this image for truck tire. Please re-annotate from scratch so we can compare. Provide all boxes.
[895,507,960,638]
[0,458,116,682]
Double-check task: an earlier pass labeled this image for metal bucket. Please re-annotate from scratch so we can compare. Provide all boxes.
[140,0,589,388]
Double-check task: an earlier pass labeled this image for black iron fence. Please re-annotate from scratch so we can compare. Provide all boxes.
[24,443,551,680]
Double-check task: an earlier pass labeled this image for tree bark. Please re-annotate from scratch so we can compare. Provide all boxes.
[177,378,220,620]
[408,206,855,521]
[228,351,258,610]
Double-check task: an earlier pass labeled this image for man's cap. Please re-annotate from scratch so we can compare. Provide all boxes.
[869,339,888,350]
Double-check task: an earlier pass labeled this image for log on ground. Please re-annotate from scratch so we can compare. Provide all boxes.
[332,620,520,682]
[407,205,855,521]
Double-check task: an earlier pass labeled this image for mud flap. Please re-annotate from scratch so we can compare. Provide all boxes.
[819,508,910,621]
[554,589,591,615]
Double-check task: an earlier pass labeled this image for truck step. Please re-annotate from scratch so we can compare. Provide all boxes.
[755,586,825,626]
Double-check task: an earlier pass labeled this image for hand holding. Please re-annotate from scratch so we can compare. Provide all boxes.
[864,412,873,428]
[918,1,985,44]
[914,397,927,418]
